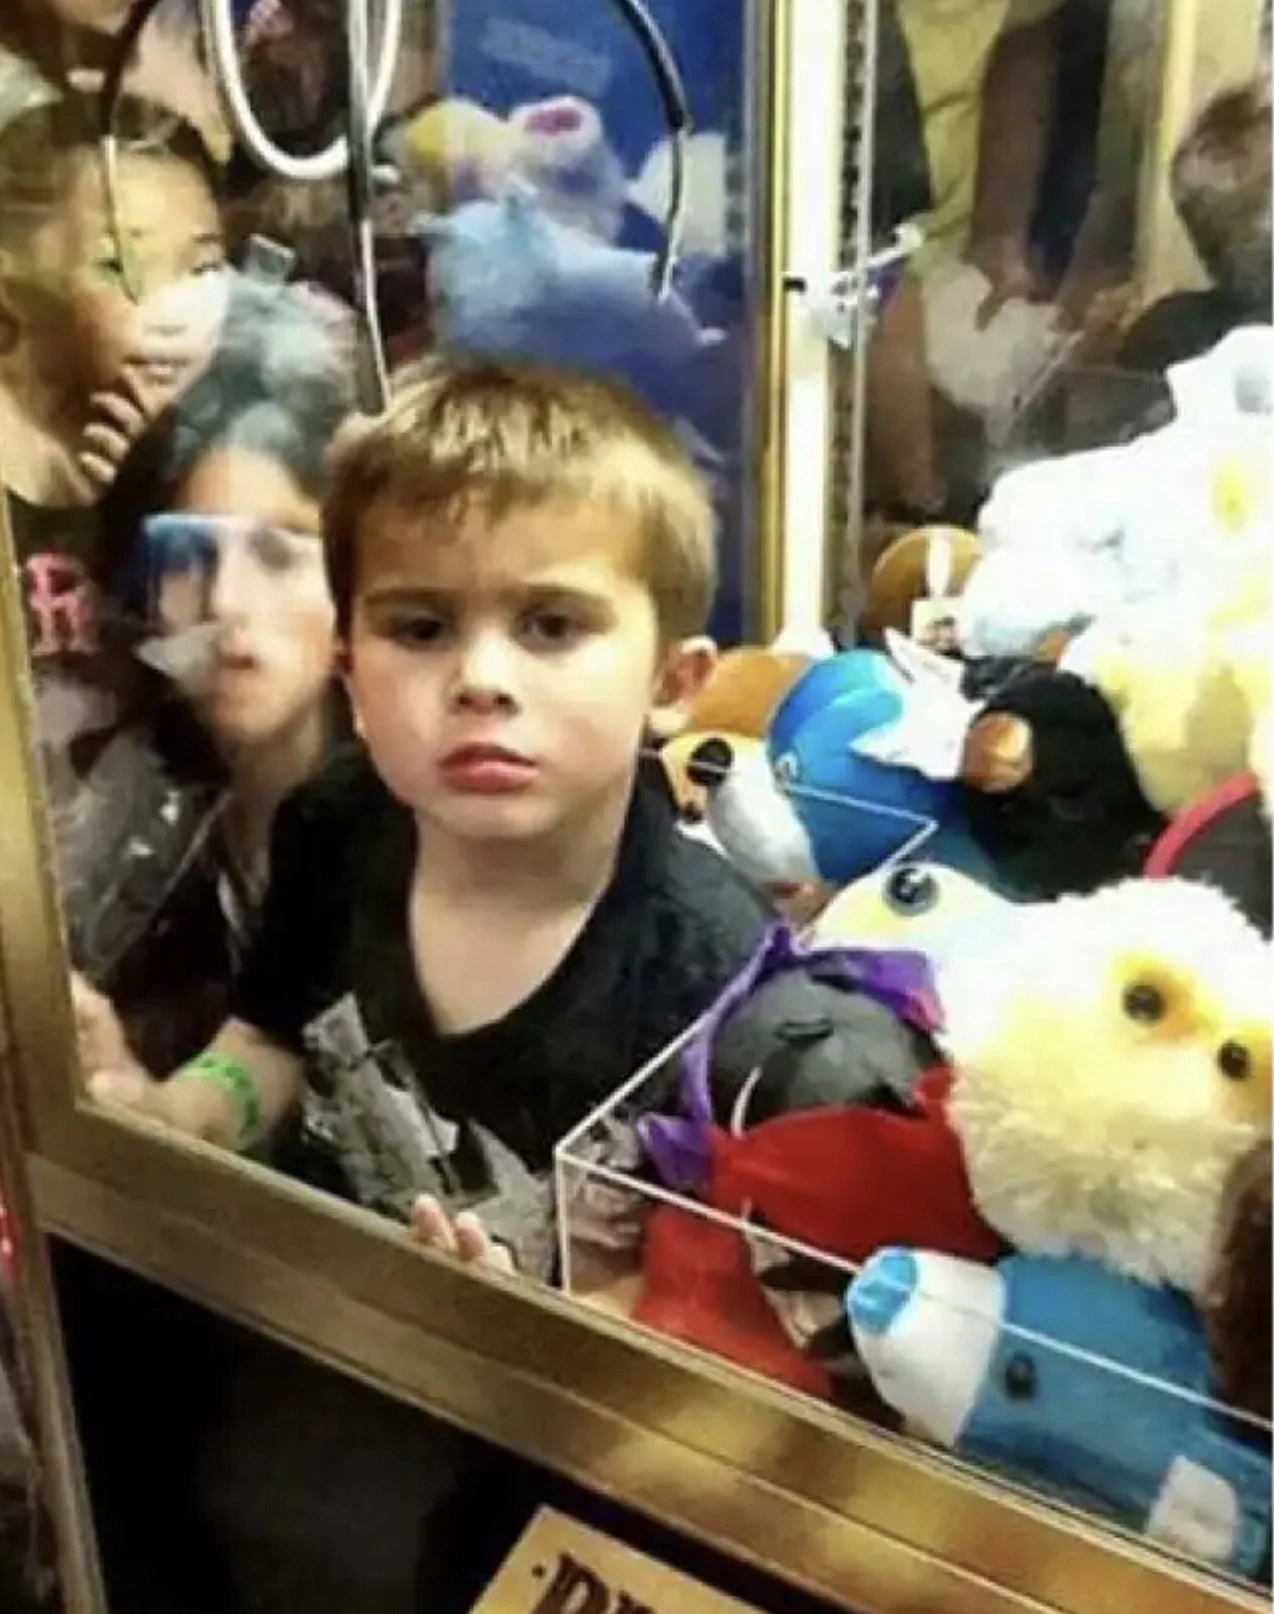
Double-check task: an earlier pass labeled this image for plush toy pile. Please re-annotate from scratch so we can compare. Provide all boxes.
[662,327,1273,906]
[566,323,1274,1580]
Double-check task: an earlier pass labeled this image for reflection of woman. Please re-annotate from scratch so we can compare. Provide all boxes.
[93,274,354,1074]
[865,0,1063,534]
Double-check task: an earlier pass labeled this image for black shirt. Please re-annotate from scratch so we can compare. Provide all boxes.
[230,746,769,1269]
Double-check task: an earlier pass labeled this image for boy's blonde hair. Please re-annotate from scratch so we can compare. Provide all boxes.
[323,358,717,642]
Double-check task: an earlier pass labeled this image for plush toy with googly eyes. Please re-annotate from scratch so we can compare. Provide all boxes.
[812,859,1015,962]
[939,876,1272,1300]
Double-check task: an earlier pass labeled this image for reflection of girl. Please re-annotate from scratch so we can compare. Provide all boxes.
[94,275,354,1073]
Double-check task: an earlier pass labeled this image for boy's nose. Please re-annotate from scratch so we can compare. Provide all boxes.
[451,632,519,712]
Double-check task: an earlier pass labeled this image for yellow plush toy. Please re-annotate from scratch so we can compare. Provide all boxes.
[392,98,519,210]
[1063,534,1271,817]
[940,875,1271,1298]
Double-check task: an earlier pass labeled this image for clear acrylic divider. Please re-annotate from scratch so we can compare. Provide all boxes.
[554,762,1273,1589]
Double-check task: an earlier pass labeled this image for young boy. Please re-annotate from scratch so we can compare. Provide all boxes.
[78,358,772,1274]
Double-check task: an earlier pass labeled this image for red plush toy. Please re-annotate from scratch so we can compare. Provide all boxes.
[632,928,1004,1391]
[1144,771,1270,937]
[634,1204,833,1397]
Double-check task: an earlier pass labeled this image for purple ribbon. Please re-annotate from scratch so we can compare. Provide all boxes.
[637,922,942,1193]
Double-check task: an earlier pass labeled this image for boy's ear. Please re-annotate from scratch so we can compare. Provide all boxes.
[336,640,366,738]
[649,635,717,741]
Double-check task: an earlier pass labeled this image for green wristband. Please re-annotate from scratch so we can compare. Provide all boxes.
[183,1053,262,1147]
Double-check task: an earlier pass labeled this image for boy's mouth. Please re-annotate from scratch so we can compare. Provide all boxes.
[439,744,538,795]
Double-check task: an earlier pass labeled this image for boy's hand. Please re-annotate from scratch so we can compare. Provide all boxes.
[409,1196,515,1273]
[70,972,138,1081]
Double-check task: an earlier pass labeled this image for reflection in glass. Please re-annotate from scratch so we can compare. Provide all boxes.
[63,273,352,1076]
[855,1,1272,643]
[426,0,765,643]
[69,360,775,1281]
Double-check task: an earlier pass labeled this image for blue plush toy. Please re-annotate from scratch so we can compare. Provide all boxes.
[696,644,1000,891]
[846,1248,1272,1576]
[415,188,725,426]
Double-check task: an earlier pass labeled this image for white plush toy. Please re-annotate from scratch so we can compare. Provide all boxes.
[1058,528,1270,815]
[958,325,1274,657]
[937,876,1272,1299]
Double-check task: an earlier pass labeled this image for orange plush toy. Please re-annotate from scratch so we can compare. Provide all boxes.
[863,525,981,645]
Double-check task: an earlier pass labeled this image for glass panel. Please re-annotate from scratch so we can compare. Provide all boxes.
[0,0,781,1264]
[430,0,766,644]
[0,1,1267,1606]
[843,0,1272,649]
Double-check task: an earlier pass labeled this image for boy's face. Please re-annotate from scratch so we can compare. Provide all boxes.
[0,147,224,406]
[345,496,713,843]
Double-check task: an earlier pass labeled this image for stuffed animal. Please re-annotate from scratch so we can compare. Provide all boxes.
[845,1248,1272,1575]
[637,923,1003,1265]
[811,862,1020,1015]
[659,641,815,819]
[939,876,1272,1298]
[388,97,519,212]
[690,644,1001,892]
[1060,531,1270,817]
[897,550,1270,898]
[1203,1139,1271,1426]
[828,633,1162,898]
[956,666,1166,898]
[416,188,725,427]
[958,325,1274,659]
[628,923,939,1404]
[390,94,628,243]
[630,879,1270,1408]
[862,525,981,645]
[1145,772,1271,940]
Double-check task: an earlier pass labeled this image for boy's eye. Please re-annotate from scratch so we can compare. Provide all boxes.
[386,614,446,647]
[521,608,584,647]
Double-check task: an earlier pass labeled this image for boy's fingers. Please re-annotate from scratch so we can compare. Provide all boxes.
[453,1212,515,1273]
[411,1202,515,1272]
[410,1195,458,1256]
[452,1212,488,1264]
